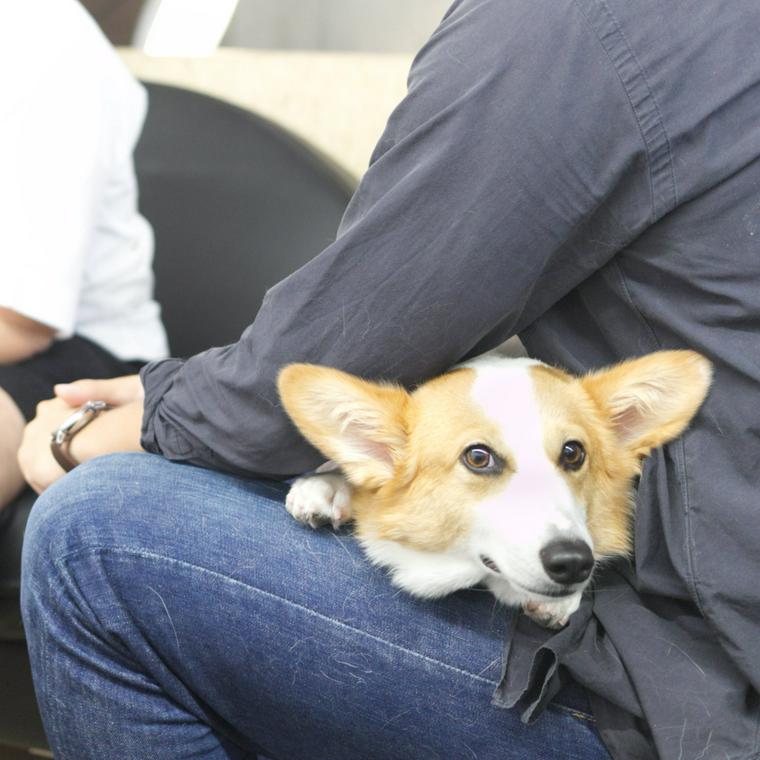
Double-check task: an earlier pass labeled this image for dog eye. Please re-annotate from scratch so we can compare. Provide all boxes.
[462,445,498,473]
[560,440,586,471]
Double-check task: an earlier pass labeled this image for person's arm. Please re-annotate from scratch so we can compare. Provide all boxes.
[137,0,659,480]
[0,308,54,363]
[21,0,664,487]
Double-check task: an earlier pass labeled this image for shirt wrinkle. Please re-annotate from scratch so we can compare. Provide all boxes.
[573,0,676,221]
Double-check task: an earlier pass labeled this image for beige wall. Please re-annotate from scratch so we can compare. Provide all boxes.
[224,0,451,53]
[120,48,413,180]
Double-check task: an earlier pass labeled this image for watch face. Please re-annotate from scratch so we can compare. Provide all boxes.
[62,409,88,435]
[51,401,111,472]
[58,402,111,440]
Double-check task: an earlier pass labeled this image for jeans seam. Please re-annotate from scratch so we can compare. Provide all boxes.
[55,545,501,688]
[27,565,74,757]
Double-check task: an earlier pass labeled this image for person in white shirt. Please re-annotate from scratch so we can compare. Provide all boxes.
[0,0,167,508]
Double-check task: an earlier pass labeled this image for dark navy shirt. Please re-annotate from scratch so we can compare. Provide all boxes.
[140,1,760,756]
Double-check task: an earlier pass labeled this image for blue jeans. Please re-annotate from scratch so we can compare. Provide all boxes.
[21,453,610,759]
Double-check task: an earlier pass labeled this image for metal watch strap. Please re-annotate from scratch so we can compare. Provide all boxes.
[50,400,110,472]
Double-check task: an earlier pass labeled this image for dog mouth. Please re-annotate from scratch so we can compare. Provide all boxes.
[479,555,577,598]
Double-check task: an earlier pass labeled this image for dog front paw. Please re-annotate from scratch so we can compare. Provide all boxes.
[523,593,582,630]
[285,472,352,530]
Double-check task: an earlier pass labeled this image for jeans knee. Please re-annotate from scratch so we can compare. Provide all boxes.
[25,454,133,555]
[20,454,163,614]
[20,453,287,631]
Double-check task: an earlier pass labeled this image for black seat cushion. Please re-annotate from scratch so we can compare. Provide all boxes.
[138,83,355,357]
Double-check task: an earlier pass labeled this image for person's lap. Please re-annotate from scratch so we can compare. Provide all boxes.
[21,452,610,760]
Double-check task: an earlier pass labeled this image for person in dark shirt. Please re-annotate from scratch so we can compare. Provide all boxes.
[19,1,760,757]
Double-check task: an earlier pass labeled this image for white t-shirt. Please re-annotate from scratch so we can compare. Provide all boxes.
[0,0,168,362]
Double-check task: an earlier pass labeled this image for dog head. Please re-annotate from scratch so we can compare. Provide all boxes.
[278,351,712,605]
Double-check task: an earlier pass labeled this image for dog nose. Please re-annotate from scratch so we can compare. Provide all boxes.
[540,539,594,585]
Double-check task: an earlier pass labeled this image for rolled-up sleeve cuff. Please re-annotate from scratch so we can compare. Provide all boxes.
[139,358,186,455]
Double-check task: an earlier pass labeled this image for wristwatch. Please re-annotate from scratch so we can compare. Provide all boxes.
[50,400,110,472]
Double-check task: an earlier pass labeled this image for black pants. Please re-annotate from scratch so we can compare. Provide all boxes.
[0,336,144,421]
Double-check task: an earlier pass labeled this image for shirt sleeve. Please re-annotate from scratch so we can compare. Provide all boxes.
[140,0,656,478]
[0,1,129,334]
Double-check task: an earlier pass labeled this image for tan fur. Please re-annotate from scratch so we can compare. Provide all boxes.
[582,350,713,457]
[353,368,509,552]
[278,350,712,563]
[278,364,409,489]
[531,365,636,557]
[577,350,713,553]
[280,366,506,552]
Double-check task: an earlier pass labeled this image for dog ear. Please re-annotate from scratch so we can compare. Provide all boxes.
[278,364,409,488]
[582,350,713,457]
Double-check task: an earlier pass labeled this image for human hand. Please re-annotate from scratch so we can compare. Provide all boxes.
[18,396,83,493]
[18,375,145,494]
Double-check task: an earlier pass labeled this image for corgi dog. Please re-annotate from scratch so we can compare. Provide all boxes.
[277,351,712,628]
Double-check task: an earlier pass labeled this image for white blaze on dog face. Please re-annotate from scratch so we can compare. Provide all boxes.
[466,360,594,594]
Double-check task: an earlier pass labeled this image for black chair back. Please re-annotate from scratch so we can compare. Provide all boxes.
[137,82,355,356]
